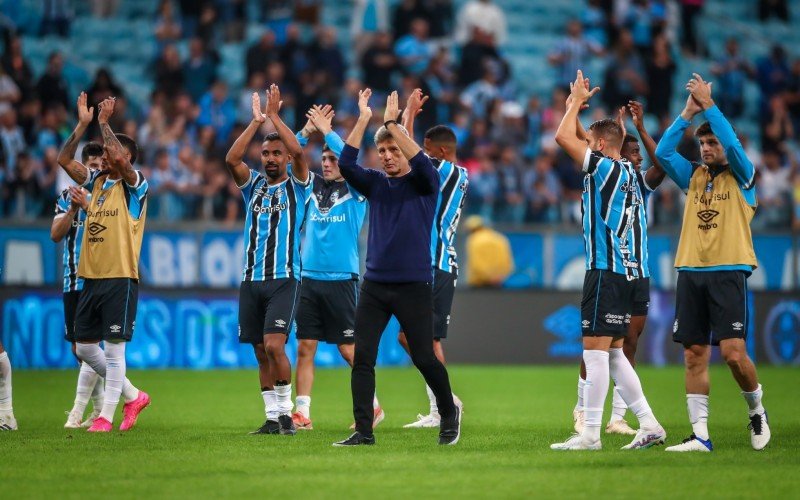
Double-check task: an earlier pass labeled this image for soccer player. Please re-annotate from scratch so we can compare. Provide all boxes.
[398,89,468,429]
[333,89,461,447]
[573,101,666,436]
[53,141,106,429]
[656,74,770,452]
[551,71,665,451]
[0,341,14,430]
[58,94,151,432]
[290,104,383,430]
[224,85,310,436]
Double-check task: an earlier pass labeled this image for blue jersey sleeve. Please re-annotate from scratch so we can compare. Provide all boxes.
[123,171,149,220]
[655,116,694,191]
[704,105,756,190]
[55,189,70,214]
[323,131,345,157]
[238,169,257,201]
[295,131,309,148]
[582,148,618,184]
[81,169,102,192]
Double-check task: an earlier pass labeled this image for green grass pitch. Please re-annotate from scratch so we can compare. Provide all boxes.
[3,365,798,499]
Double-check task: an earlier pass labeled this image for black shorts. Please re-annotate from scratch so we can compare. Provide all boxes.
[673,270,749,346]
[74,278,138,342]
[295,278,357,345]
[631,277,650,317]
[238,278,299,344]
[433,269,457,340]
[63,290,81,342]
[580,270,636,337]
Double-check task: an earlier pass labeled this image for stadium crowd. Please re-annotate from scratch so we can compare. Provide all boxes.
[0,0,796,229]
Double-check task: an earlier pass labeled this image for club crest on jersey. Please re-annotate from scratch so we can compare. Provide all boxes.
[96,195,106,207]
[459,182,468,193]
[705,181,713,192]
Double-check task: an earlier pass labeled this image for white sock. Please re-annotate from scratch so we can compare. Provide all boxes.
[296,395,311,419]
[0,352,12,413]
[75,343,138,404]
[582,350,609,443]
[425,384,437,415]
[100,342,130,423]
[262,390,278,420]
[610,386,627,422]
[742,384,764,417]
[71,362,99,416]
[687,394,709,440]
[91,375,105,410]
[608,348,659,430]
[274,383,293,416]
[373,392,380,410]
[575,377,585,412]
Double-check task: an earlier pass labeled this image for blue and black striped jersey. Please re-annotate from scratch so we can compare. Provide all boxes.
[581,148,652,279]
[430,157,469,275]
[55,189,87,292]
[239,170,311,281]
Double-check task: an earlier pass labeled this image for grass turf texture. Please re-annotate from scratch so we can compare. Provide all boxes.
[3,365,798,499]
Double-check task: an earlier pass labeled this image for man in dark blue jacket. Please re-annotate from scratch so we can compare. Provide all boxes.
[329,89,461,447]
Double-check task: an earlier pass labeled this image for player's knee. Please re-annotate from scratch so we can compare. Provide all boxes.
[684,349,706,372]
[264,339,286,358]
[297,341,315,359]
[253,345,269,366]
[722,348,745,369]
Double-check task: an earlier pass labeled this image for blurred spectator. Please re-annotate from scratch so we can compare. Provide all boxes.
[491,101,526,147]
[1,36,35,102]
[0,104,26,175]
[761,95,794,156]
[427,0,454,39]
[711,38,754,119]
[35,106,63,155]
[294,0,322,25]
[392,0,432,39]
[785,59,800,132]
[548,19,604,87]
[90,0,119,18]
[756,45,791,113]
[464,215,514,287]
[361,31,399,95]
[455,0,507,46]
[759,0,789,22]
[197,80,237,147]
[154,0,182,55]
[645,33,676,119]
[422,48,456,125]
[246,31,278,80]
[0,65,21,105]
[495,145,526,223]
[196,3,219,47]
[217,0,247,42]
[350,0,390,56]
[238,71,267,124]
[8,152,45,217]
[621,0,667,56]
[522,96,543,160]
[602,29,648,110]
[458,28,504,86]
[183,38,217,102]
[36,52,69,109]
[280,24,310,88]
[582,0,608,47]
[755,149,792,228]
[178,0,202,38]
[394,18,434,76]
[460,65,500,120]
[40,0,72,38]
[312,27,346,89]
[524,153,561,223]
[155,44,185,98]
[88,68,124,105]
[679,0,705,56]
[148,148,180,221]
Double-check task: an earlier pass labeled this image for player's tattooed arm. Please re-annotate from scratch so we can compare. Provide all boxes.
[402,88,428,139]
[556,70,600,164]
[628,100,666,189]
[225,92,263,187]
[97,98,138,186]
[57,92,93,184]
[265,84,309,183]
[346,88,372,148]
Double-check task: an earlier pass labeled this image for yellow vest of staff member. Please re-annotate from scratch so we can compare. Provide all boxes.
[674,166,757,269]
[78,175,147,279]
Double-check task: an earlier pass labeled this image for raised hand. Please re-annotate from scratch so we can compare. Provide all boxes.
[68,186,89,211]
[357,88,372,120]
[77,92,94,126]
[384,90,400,123]
[306,104,335,135]
[251,92,266,123]
[681,93,703,120]
[687,73,714,110]
[569,70,600,104]
[404,88,429,118]
[615,105,626,132]
[265,84,282,118]
[97,98,116,124]
[628,100,645,129]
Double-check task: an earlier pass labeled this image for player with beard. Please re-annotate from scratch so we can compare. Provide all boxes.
[225,85,311,436]
[572,101,666,436]
[54,137,107,429]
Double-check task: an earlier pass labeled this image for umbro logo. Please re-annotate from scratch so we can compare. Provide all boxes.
[581,320,590,328]
[109,324,121,333]
[732,322,743,331]
[673,319,679,333]
[697,210,719,223]
[275,319,286,327]
[87,222,107,236]
[343,329,354,337]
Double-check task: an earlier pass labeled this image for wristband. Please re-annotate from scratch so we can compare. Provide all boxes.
[384,120,397,128]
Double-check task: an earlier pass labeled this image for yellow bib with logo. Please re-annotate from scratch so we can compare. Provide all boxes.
[674,166,757,269]
[78,176,147,279]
